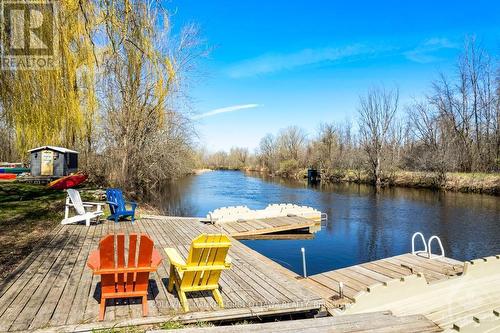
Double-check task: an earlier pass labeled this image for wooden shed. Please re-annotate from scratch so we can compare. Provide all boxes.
[28,146,78,177]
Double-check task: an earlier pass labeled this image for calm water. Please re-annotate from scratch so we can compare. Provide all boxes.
[152,170,500,276]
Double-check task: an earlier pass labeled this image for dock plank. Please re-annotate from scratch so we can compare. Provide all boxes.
[218,216,316,238]
[299,252,465,313]
[150,311,442,333]
[0,226,80,332]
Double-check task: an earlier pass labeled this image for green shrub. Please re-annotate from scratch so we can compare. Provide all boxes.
[278,159,300,176]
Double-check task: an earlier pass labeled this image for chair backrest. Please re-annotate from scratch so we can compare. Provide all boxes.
[67,189,85,215]
[99,233,154,294]
[182,234,231,288]
[106,188,125,213]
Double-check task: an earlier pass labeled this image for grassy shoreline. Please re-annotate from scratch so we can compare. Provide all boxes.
[238,168,500,195]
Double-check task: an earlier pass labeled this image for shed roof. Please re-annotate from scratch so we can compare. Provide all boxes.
[28,146,79,154]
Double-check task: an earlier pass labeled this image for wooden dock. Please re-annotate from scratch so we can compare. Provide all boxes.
[152,311,442,333]
[295,253,500,332]
[212,216,318,240]
[0,217,323,332]
[298,253,464,309]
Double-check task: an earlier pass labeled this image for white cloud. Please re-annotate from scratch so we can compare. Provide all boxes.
[193,104,261,120]
[225,44,373,78]
[404,38,458,63]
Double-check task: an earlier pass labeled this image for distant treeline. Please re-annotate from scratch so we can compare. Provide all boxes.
[0,2,204,195]
[200,39,500,187]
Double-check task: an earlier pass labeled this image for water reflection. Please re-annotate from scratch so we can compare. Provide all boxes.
[149,170,500,275]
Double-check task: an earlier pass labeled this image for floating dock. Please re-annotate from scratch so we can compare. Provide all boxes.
[215,216,318,239]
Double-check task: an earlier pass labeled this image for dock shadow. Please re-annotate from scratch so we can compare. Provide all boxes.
[161,277,223,309]
[92,279,160,303]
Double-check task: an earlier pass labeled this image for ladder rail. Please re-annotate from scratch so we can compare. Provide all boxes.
[411,232,428,255]
[427,235,445,259]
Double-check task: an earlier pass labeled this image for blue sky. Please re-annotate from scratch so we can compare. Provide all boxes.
[168,0,500,152]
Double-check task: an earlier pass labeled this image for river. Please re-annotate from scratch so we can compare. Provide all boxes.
[152,170,500,276]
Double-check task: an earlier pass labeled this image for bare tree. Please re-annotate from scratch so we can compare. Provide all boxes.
[358,87,399,186]
[277,126,307,161]
[258,134,278,172]
[228,147,249,169]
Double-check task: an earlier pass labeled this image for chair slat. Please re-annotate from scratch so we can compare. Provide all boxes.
[138,235,153,267]
[117,233,125,268]
[127,233,138,286]
[185,234,206,288]
[99,235,115,269]
[116,234,125,292]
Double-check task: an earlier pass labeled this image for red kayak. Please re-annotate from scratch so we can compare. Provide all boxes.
[0,173,16,180]
[48,173,88,190]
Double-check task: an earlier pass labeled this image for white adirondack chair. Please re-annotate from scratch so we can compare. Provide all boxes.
[61,189,104,226]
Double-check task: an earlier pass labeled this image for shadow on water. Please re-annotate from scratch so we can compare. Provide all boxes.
[148,170,500,276]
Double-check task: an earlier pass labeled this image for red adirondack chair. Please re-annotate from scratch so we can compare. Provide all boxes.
[87,233,162,320]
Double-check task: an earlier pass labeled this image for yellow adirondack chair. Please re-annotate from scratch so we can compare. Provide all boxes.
[165,234,231,312]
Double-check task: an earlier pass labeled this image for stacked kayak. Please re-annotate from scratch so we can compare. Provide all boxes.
[0,167,29,174]
[0,173,16,180]
[48,173,88,190]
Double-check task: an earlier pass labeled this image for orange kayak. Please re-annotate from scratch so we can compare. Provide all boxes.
[48,173,88,190]
[0,173,16,180]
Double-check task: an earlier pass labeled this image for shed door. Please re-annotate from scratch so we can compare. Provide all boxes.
[41,150,54,176]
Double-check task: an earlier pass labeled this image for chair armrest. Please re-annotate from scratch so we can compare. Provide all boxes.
[106,201,118,207]
[127,201,137,209]
[87,250,100,271]
[164,248,186,268]
[82,201,105,206]
[83,201,105,212]
[151,248,162,268]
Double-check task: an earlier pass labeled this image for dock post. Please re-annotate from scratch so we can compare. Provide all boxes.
[301,247,307,278]
[339,281,344,298]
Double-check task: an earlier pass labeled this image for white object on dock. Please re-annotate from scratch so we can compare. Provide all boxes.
[207,203,325,224]
[427,235,445,259]
[411,232,428,256]
[411,232,445,259]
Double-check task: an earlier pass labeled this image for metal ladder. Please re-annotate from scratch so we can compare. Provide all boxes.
[411,232,445,259]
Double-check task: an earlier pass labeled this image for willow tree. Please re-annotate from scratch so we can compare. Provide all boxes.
[98,0,200,192]
[0,0,98,161]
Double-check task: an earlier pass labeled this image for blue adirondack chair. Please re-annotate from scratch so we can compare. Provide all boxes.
[106,188,137,223]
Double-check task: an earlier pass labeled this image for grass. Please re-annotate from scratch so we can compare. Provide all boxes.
[89,320,234,332]
[0,182,108,279]
[0,182,67,278]
[92,326,145,333]
[159,321,214,330]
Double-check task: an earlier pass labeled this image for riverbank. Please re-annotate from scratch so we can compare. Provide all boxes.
[192,168,214,175]
[237,168,500,195]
